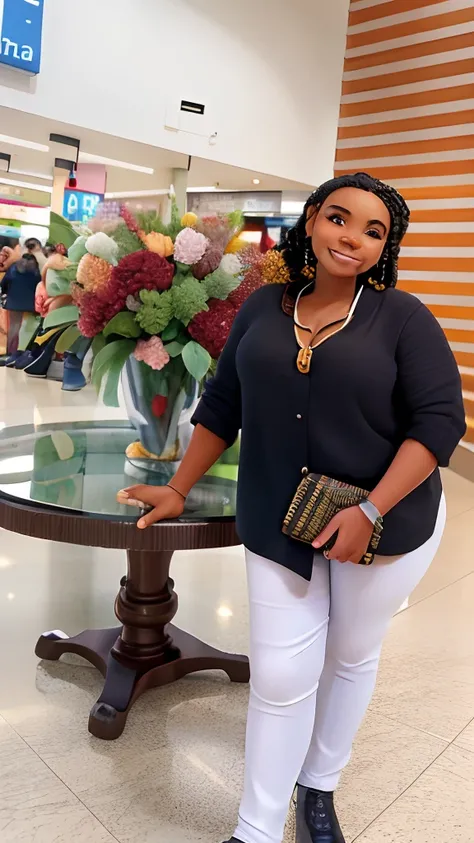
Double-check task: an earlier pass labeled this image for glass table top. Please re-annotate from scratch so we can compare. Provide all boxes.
[0,421,238,522]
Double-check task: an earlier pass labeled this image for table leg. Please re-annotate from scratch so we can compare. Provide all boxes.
[35,550,249,740]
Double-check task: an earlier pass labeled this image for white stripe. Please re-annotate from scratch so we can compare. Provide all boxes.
[407,199,474,210]
[339,98,474,128]
[458,365,474,374]
[439,318,474,329]
[341,73,474,105]
[335,148,474,169]
[350,0,393,11]
[407,222,474,233]
[399,270,474,282]
[343,46,474,81]
[347,0,474,35]
[401,247,474,258]
[345,21,474,59]
[463,390,474,400]
[450,341,474,352]
[390,174,474,187]
[415,294,474,305]
[337,123,474,149]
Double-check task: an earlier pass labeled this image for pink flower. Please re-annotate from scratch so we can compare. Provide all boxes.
[133,336,170,370]
[174,227,208,265]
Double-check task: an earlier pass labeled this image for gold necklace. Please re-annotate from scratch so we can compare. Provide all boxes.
[294,284,363,374]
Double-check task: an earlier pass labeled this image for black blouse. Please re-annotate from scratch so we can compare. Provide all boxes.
[192,283,466,581]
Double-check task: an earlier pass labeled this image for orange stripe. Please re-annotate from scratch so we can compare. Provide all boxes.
[455,350,474,367]
[400,258,474,272]
[462,421,474,443]
[462,372,474,391]
[399,281,474,297]
[445,328,474,344]
[343,160,474,179]
[344,32,474,73]
[339,83,474,119]
[342,57,474,95]
[463,397,474,417]
[349,0,452,28]
[400,185,474,200]
[338,109,474,140]
[409,209,474,222]
[403,232,474,247]
[346,8,474,51]
[336,134,474,163]
[428,303,474,318]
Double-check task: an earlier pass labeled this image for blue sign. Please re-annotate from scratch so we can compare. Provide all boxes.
[0,0,44,75]
[63,190,104,224]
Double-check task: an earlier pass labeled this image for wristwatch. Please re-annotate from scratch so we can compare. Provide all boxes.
[359,499,382,526]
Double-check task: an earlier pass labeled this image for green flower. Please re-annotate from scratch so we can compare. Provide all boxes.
[172,276,209,326]
[136,289,173,334]
[203,267,241,300]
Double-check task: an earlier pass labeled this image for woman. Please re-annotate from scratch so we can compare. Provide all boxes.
[117,173,466,843]
[0,253,41,361]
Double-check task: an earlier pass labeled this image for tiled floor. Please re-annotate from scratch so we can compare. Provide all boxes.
[0,367,473,842]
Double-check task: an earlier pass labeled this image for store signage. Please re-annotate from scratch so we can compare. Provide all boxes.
[0,223,20,238]
[63,190,104,223]
[0,0,44,75]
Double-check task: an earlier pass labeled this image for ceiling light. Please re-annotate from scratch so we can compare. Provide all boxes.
[0,177,52,194]
[80,151,154,175]
[252,178,261,185]
[0,134,49,153]
[9,168,53,182]
[217,605,233,618]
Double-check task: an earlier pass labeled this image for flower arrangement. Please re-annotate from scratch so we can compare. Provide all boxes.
[46,202,289,460]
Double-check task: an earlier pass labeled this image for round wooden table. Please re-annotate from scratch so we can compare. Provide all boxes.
[0,421,249,740]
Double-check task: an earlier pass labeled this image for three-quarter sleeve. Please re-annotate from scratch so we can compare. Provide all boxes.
[396,303,466,466]
[191,301,250,447]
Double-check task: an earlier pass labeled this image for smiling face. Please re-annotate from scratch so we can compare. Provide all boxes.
[306,187,391,280]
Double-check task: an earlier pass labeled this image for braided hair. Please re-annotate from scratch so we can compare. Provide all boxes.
[279,172,410,291]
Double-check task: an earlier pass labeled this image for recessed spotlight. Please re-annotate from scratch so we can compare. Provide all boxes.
[252,178,261,185]
[217,605,233,618]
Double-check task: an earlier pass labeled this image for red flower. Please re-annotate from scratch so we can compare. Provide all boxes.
[152,395,168,418]
[229,263,264,309]
[110,250,174,299]
[188,298,236,359]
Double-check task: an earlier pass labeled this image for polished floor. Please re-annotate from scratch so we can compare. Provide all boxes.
[0,367,473,842]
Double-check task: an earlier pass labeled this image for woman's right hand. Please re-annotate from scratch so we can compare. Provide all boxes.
[116,484,186,529]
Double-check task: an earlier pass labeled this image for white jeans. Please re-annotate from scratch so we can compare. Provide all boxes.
[234,496,446,843]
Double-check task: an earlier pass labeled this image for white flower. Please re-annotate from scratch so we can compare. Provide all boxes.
[85,232,119,265]
[219,253,242,276]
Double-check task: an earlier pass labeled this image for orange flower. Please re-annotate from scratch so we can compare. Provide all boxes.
[140,231,174,257]
[261,250,290,285]
[77,254,112,293]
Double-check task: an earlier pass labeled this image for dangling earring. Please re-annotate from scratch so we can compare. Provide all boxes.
[302,236,316,280]
[368,253,388,292]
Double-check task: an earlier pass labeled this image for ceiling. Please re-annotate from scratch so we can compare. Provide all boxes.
[0,106,312,202]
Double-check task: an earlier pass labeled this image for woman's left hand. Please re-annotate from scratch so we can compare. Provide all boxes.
[312,506,373,564]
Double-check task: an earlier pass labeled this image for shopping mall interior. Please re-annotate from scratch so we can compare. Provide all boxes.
[1,1,474,841]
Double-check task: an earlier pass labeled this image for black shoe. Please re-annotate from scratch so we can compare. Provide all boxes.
[297,785,346,843]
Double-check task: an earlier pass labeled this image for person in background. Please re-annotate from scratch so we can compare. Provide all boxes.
[23,237,47,273]
[0,253,41,364]
[117,173,465,843]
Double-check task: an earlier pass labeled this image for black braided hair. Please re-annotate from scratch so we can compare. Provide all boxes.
[278,172,410,291]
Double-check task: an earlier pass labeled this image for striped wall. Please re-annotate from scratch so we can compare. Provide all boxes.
[335,0,474,450]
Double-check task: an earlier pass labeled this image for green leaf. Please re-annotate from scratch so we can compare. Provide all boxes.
[91,334,106,358]
[103,311,141,339]
[182,341,211,382]
[55,324,81,353]
[91,339,136,404]
[43,305,79,331]
[56,264,79,284]
[161,318,182,342]
[164,341,184,358]
[48,212,79,249]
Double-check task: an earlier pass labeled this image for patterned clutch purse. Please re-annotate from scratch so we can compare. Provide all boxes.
[282,474,383,565]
